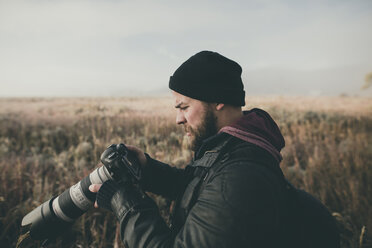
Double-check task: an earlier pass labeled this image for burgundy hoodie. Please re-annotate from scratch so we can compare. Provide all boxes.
[219,108,285,163]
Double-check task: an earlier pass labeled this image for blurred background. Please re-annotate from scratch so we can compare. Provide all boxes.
[0,1,371,248]
[0,0,371,97]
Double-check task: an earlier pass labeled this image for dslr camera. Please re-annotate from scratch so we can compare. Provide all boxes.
[21,143,141,241]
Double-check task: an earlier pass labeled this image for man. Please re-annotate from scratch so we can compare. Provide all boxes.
[89,51,339,247]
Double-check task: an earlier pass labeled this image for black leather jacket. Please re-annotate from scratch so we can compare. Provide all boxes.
[103,133,290,248]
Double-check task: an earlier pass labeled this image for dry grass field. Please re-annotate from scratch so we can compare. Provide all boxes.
[0,96,371,247]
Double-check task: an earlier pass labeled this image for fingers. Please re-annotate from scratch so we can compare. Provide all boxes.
[126,145,147,167]
[89,184,102,193]
[126,145,141,153]
[89,184,102,208]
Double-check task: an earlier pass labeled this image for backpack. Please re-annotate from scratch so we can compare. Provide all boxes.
[280,180,340,248]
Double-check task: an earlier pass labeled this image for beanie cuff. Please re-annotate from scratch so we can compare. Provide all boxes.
[169,76,245,106]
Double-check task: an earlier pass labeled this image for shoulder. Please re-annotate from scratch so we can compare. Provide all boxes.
[224,137,278,164]
[209,137,280,181]
[204,139,283,213]
[199,161,282,217]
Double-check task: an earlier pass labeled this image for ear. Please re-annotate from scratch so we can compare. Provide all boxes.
[215,103,224,111]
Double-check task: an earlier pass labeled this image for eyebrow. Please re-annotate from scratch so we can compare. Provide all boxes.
[175,102,185,108]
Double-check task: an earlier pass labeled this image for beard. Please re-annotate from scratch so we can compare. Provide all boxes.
[186,104,218,152]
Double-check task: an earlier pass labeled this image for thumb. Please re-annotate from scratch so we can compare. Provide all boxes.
[89,184,102,193]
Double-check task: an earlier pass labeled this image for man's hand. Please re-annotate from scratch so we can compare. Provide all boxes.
[89,184,102,208]
[90,144,146,209]
[126,145,147,169]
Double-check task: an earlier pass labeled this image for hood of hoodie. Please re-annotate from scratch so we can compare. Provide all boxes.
[219,108,285,163]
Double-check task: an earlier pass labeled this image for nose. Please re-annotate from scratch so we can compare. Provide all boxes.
[176,111,186,125]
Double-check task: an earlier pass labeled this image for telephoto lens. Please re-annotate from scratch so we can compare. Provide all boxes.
[21,166,113,240]
[20,143,140,242]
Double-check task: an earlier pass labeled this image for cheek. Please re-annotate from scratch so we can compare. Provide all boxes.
[186,109,204,127]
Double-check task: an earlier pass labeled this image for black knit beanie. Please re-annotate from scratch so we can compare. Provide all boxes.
[169,51,245,106]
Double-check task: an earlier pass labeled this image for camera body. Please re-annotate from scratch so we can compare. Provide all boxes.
[101,143,141,184]
[21,143,140,241]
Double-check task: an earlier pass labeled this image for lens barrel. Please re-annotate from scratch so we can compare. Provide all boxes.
[21,143,139,241]
[21,166,112,240]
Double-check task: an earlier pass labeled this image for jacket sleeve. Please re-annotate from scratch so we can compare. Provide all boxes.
[140,155,193,200]
[108,161,281,248]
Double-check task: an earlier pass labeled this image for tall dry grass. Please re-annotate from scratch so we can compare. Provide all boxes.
[0,96,371,247]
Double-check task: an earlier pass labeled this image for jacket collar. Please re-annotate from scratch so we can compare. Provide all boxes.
[194,108,285,163]
[220,108,284,163]
[194,132,232,161]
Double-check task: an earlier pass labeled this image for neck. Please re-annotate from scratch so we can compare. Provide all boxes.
[216,106,243,131]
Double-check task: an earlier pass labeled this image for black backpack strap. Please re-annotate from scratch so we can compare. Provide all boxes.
[170,137,235,231]
[179,167,209,213]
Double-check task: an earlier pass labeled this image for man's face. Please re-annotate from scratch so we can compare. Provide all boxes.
[172,91,218,151]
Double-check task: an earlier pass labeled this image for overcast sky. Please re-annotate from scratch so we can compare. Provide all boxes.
[0,0,371,96]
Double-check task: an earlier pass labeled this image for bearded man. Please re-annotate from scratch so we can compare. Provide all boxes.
[89,51,339,248]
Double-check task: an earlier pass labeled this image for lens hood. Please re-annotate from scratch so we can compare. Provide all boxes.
[21,197,71,240]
